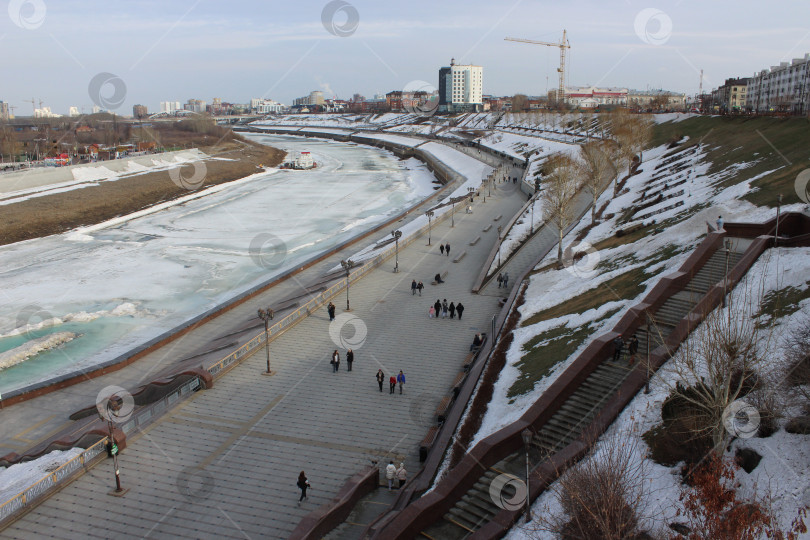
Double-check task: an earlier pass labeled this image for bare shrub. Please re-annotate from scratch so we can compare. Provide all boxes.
[675,453,807,540]
[538,436,653,540]
[782,309,810,408]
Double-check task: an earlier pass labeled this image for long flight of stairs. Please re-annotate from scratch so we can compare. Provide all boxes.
[419,244,745,539]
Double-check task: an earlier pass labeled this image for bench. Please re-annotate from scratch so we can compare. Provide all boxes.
[493,214,503,221]
[435,396,452,424]
[462,351,475,371]
[451,371,467,399]
[419,425,439,462]
[431,270,448,285]
[469,236,481,246]
[483,224,492,232]
[452,251,467,263]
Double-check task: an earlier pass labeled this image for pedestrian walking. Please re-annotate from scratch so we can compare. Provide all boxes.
[416,281,424,296]
[497,273,503,288]
[331,350,340,372]
[376,369,384,392]
[627,335,639,365]
[428,305,435,318]
[411,279,417,295]
[385,461,397,491]
[396,463,407,488]
[440,244,445,255]
[434,299,441,318]
[389,375,396,394]
[503,272,509,288]
[346,349,354,371]
[442,299,449,319]
[456,302,465,320]
[445,243,450,257]
[327,302,336,321]
[397,370,406,394]
[297,471,310,505]
[449,302,456,319]
[612,335,624,362]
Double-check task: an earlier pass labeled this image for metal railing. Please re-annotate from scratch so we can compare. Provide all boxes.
[0,437,108,527]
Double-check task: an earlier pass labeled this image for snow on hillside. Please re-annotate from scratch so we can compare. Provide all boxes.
[470,136,801,447]
[505,247,810,539]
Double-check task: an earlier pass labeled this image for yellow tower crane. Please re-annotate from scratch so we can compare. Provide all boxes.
[505,30,571,105]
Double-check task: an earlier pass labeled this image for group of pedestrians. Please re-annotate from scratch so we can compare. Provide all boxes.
[612,334,639,364]
[497,272,510,288]
[384,460,407,491]
[429,298,465,320]
[438,243,451,257]
[376,369,406,394]
[410,279,425,296]
[330,349,354,372]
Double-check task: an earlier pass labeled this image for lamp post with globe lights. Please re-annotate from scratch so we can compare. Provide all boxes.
[426,210,434,246]
[98,394,128,496]
[521,428,533,523]
[257,308,274,375]
[340,259,356,311]
[392,230,402,272]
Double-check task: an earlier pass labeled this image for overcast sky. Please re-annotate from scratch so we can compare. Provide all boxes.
[1,0,808,115]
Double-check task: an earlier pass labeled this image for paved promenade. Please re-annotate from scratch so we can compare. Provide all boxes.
[2,162,527,538]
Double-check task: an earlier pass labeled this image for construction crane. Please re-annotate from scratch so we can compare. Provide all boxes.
[505,30,571,105]
[24,98,36,116]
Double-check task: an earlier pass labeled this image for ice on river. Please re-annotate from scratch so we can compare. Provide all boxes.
[0,135,437,394]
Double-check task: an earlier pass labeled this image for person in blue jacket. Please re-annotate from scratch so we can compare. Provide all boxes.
[397,370,406,394]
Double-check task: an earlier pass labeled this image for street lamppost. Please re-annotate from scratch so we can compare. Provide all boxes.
[644,313,652,394]
[451,198,456,228]
[775,193,783,247]
[257,308,274,375]
[723,238,732,325]
[521,428,533,523]
[392,230,402,272]
[426,210,434,245]
[497,225,503,267]
[340,259,355,311]
[98,394,127,496]
[530,196,535,234]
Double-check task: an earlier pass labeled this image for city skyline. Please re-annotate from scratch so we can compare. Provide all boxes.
[1,0,808,115]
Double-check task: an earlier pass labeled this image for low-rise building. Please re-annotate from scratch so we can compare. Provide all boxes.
[627,89,687,111]
[250,98,284,114]
[566,86,628,107]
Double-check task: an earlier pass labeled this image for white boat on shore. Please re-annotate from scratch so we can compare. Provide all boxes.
[280,151,317,170]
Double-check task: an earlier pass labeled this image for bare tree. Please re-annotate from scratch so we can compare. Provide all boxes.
[541,152,582,264]
[512,94,528,113]
[580,141,617,224]
[531,435,655,540]
[655,276,772,452]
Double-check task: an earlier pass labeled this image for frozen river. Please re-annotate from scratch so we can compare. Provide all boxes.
[0,134,437,394]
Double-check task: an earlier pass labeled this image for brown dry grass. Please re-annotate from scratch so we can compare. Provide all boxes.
[0,140,284,245]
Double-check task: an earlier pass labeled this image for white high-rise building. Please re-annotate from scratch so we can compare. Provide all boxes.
[69,106,80,117]
[450,63,483,105]
[160,101,182,114]
[92,105,102,114]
